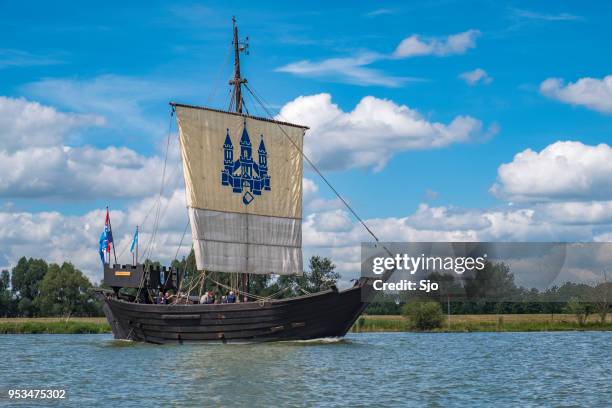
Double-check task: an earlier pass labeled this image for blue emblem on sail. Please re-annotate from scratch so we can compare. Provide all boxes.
[221,126,271,205]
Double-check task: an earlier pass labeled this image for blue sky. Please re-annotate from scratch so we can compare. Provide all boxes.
[1,1,611,282]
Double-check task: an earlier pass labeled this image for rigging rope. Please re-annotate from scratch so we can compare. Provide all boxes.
[114,109,177,265]
[206,43,233,107]
[139,109,175,263]
[174,218,191,262]
[208,277,290,303]
[116,198,157,261]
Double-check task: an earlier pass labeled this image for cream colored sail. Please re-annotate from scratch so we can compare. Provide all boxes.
[175,104,306,275]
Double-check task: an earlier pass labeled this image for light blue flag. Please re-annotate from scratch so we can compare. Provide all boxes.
[130,227,138,253]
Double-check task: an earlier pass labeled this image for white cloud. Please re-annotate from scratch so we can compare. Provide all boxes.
[0,96,105,151]
[424,189,439,201]
[491,141,612,202]
[511,8,583,22]
[277,30,479,87]
[302,201,606,285]
[405,203,491,231]
[537,201,612,225]
[459,68,492,85]
[365,9,393,18]
[0,49,64,69]
[393,30,480,58]
[275,53,414,87]
[540,75,612,114]
[0,95,182,201]
[0,189,190,283]
[309,209,353,232]
[278,93,491,171]
[0,144,182,199]
[303,177,319,201]
[22,74,189,136]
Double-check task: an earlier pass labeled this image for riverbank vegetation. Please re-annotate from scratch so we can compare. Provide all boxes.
[3,313,610,334]
[352,314,612,333]
[365,262,611,328]
[0,318,110,334]
[0,258,102,318]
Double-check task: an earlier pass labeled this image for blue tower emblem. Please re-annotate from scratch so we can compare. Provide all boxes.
[221,126,271,205]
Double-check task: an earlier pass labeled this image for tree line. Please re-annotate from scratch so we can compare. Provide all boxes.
[0,257,102,317]
[4,253,606,320]
[0,252,341,317]
[366,261,611,322]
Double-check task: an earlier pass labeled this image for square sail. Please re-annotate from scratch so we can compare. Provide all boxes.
[175,104,307,275]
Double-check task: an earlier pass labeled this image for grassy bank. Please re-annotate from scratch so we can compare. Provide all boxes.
[2,314,611,334]
[352,314,612,333]
[0,317,110,334]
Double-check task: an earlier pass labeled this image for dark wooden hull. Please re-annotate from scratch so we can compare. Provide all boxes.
[95,285,368,344]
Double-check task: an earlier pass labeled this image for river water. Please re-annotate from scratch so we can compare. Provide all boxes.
[0,332,610,407]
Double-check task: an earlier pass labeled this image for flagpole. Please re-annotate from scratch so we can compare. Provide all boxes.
[107,206,118,265]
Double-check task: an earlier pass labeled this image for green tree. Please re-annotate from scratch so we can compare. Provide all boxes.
[566,296,590,326]
[276,274,307,297]
[0,270,14,317]
[37,262,100,317]
[463,261,518,302]
[274,256,340,298]
[17,298,36,317]
[11,257,48,300]
[11,257,48,316]
[594,272,610,324]
[0,270,9,291]
[249,274,272,296]
[402,300,443,330]
[305,256,339,292]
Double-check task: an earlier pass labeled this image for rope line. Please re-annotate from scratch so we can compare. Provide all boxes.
[208,277,290,302]
[174,218,191,262]
[139,109,175,263]
[206,43,233,107]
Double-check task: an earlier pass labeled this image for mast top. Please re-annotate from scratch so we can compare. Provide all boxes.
[229,17,249,114]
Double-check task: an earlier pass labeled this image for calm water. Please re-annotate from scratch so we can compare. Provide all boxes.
[0,332,610,407]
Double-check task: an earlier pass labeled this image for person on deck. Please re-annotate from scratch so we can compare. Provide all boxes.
[200,292,209,304]
[227,291,236,303]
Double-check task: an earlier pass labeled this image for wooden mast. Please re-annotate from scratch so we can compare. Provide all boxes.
[229,17,250,301]
[229,16,247,114]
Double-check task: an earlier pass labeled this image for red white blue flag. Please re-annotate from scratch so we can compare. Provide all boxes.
[98,209,113,264]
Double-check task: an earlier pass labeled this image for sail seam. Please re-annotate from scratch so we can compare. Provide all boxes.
[187,206,302,221]
[194,239,302,249]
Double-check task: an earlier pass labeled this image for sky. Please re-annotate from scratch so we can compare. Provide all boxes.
[1,1,611,286]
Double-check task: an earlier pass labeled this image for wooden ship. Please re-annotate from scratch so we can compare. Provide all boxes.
[94,18,382,344]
